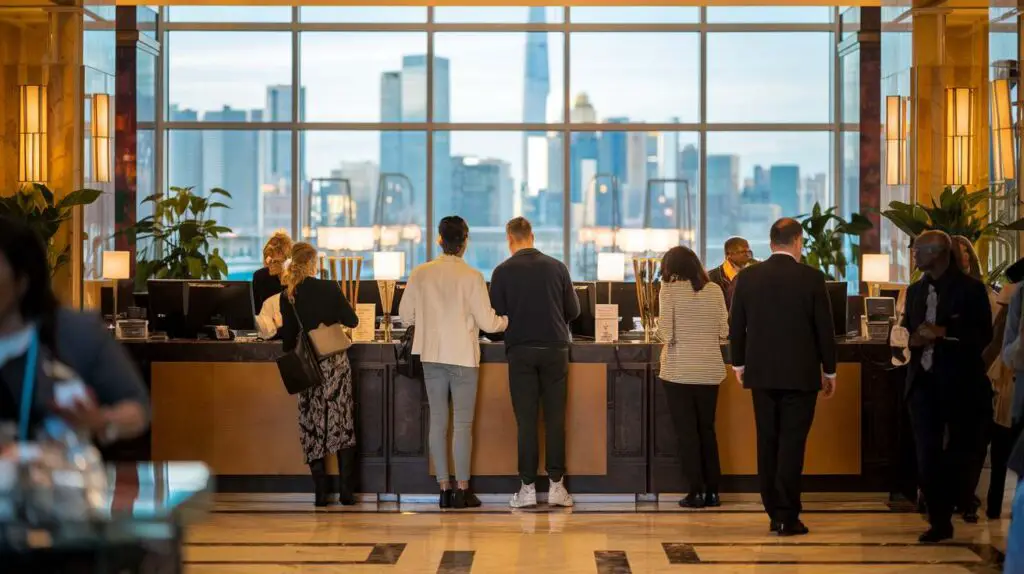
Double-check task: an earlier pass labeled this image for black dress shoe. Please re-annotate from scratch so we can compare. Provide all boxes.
[777,520,810,537]
[987,508,1002,520]
[439,489,453,509]
[678,493,706,509]
[918,524,954,543]
[961,509,979,524]
[704,492,721,507]
[453,489,482,509]
[769,520,781,533]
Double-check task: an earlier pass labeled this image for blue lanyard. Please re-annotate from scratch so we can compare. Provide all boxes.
[17,330,39,441]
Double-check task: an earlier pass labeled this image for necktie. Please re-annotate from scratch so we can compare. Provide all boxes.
[921,284,937,372]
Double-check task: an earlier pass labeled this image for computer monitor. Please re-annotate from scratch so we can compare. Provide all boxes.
[147,279,188,338]
[570,282,596,339]
[185,281,255,336]
[356,280,406,321]
[609,282,660,333]
[825,281,850,337]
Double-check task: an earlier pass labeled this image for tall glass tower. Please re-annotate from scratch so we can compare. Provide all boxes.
[521,7,550,222]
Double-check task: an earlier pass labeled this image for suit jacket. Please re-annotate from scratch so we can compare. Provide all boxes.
[729,254,837,391]
[708,265,735,309]
[902,268,993,397]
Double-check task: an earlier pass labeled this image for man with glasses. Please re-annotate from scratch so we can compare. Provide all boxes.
[709,237,755,309]
[902,230,993,543]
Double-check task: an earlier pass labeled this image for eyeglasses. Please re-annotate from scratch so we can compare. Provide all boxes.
[728,250,753,257]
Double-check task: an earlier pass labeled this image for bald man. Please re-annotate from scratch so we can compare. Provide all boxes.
[903,230,993,543]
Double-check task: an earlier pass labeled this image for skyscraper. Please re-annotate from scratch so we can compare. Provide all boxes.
[168,105,202,192]
[706,154,741,244]
[263,85,305,238]
[522,8,551,225]
[202,106,259,238]
[597,118,628,227]
[769,164,800,216]
[570,93,598,205]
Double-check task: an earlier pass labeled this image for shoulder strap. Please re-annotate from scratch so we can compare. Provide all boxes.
[287,294,306,332]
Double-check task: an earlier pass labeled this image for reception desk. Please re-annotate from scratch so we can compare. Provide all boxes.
[124,339,906,495]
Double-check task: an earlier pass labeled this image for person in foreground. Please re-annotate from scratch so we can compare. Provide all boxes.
[399,216,507,509]
[656,246,729,508]
[278,242,360,507]
[902,231,992,542]
[1002,431,1024,572]
[707,236,754,309]
[729,218,837,537]
[997,283,1024,522]
[490,217,580,508]
[0,216,149,443]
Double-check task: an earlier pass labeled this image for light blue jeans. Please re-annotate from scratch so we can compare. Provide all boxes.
[1006,479,1024,573]
[422,362,479,483]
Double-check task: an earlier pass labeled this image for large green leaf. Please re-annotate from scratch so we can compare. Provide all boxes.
[57,188,103,210]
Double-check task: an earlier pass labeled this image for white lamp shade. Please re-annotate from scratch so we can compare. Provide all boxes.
[861,253,890,284]
[102,251,132,280]
[373,251,405,281]
[597,252,626,282]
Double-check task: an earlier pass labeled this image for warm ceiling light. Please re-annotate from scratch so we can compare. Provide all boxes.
[945,87,975,186]
[19,85,47,184]
[990,79,1015,183]
[885,95,909,186]
[92,94,111,183]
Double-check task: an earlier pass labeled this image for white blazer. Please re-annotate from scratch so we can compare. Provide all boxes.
[398,255,507,368]
[256,292,283,339]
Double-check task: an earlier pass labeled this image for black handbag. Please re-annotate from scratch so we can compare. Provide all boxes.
[276,298,326,395]
[394,325,423,380]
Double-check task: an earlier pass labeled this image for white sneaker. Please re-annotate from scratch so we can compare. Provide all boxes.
[548,478,574,507]
[509,482,537,508]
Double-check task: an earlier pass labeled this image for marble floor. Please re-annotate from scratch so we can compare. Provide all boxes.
[184,492,1011,573]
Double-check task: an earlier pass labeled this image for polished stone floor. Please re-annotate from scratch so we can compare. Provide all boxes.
[184,492,1011,573]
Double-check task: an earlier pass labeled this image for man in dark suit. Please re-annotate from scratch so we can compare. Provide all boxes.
[901,230,992,543]
[729,218,837,536]
[708,237,754,309]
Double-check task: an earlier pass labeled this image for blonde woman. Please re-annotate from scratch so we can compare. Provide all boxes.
[279,242,360,507]
[253,230,292,313]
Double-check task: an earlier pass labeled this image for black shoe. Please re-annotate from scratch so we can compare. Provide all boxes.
[308,458,330,508]
[704,492,721,507]
[678,493,706,509]
[777,520,810,537]
[439,489,453,509]
[769,519,781,533]
[337,447,358,506]
[453,489,482,509]
[987,508,1002,520]
[962,509,979,524]
[918,524,954,543]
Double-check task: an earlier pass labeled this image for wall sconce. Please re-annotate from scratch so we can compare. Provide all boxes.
[885,95,909,186]
[18,85,47,184]
[945,87,975,186]
[990,78,1015,183]
[91,94,111,183]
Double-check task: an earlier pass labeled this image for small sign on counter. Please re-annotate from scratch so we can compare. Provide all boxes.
[595,304,619,343]
[352,304,377,342]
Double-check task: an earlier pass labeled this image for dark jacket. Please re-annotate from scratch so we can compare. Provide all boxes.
[902,267,993,397]
[708,264,736,309]
[279,278,359,352]
[729,254,838,391]
[252,267,284,314]
[489,248,580,348]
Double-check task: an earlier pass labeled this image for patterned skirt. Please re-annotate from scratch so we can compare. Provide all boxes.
[298,352,356,464]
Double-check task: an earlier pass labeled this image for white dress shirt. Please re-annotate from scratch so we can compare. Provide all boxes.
[399,255,508,368]
[256,292,282,339]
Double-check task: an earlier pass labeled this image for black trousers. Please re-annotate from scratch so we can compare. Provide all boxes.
[908,377,992,528]
[751,388,818,523]
[987,420,1024,516]
[508,346,569,485]
[662,380,722,493]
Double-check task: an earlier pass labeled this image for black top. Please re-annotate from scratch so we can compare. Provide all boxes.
[729,254,838,391]
[279,278,359,352]
[251,267,284,314]
[708,264,735,309]
[489,248,580,349]
[901,267,993,396]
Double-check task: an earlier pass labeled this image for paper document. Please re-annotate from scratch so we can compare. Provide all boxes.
[595,304,619,343]
[352,304,377,342]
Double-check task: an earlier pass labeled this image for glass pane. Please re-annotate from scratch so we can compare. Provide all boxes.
[570,6,698,23]
[435,33,564,124]
[138,50,157,123]
[841,48,860,123]
[167,32,291,122]
[301,33,427,123]
[570,131,699,280]
[705,131,832,266]
[301,6,426,23]
[166,6,292,23]
[840,130,861,289]
[303,131,426,279]
[434,7,562,23]
[707,33,831,123]
[707,7,833,23]
[435,131,564,278]
[166,129,292,280]
[570,33,699,124]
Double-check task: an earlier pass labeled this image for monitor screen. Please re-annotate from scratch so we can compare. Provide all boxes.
[825,281,849,337]
[185,281,255,335]
[865,297,897,323]
[570,282,596,339]
[147,279,188,338]
[609,282,660,333]
[356,280,405,320]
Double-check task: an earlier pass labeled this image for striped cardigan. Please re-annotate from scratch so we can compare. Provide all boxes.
[655,280,730,385]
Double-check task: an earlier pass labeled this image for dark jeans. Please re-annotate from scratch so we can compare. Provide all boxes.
[662,380,721,493]
[752,388,818,523]
[507,345,569,485]
[988,420,1024,516]
[908,377,992,528]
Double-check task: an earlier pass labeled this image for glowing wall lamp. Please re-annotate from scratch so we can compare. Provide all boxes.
[945,87,975,186]
[91,94,111,183]
[18,85,47,184]
[990,79,1015,183]
[885,95,909,186]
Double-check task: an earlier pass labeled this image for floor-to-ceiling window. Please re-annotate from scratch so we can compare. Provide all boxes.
[154,6,839,280]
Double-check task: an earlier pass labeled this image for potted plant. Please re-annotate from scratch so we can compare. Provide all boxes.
[126,186,232,289]
[0,183,103,276]
[799,202,873,281]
